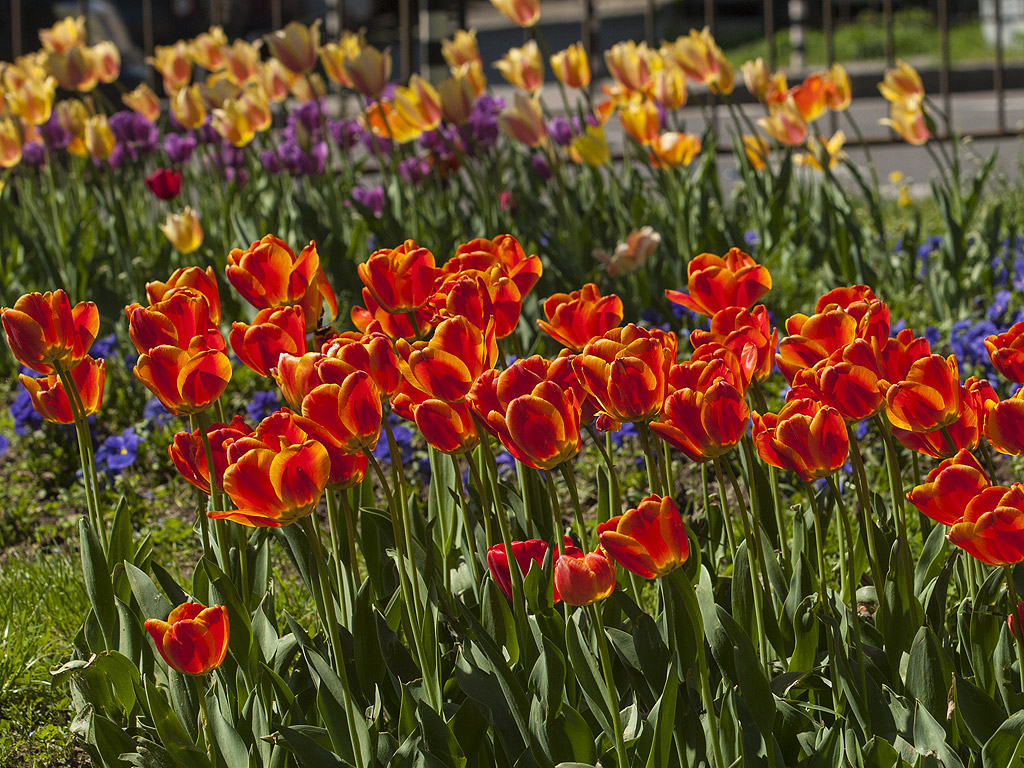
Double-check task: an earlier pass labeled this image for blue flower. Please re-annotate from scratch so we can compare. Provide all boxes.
[11,389,42,436]
[988,290,1013,323]
[95,427,141,473]
[0,433,9,458]
[246,390,280,423]
[143,397,173,426]
[90,333,118,360]
[924,326,941,347]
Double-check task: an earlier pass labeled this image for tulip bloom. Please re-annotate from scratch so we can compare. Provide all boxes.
[487,538,582,602]
[393,383,480,455]
[189,25,227,70]
[573,324,677,423]
[593,227,661,278]
[753,398,848,482]
[357,239,437,315]
[537,283,623,352]
[84,115,115,161]
[651,376,749,463]
[133,339,232,416]
[438,72,477,124]
[161,207,204,255]
[489,0,540,27]
[985,322,1024,384]
[649,132,701,168]
[824,63,851,110]
[605,41,652,92]
[690,305,777,383]
[230,305,307,377]
[948,484,1024,566]
[554,549,616,606]
[468,356,583,470]
[663,27,734,94]
[145,603,229,675]
[19,355,105,424]
[145,169,182,201]
[40,16,86,53]
[789,340,885,422]
[226,235,337,330]
[150,41,192,92]
[0,116,23,169]
[789,73,829,123]
[499,93,547,147]
[211,411,331,527]
[666,248,771,318]
[2,290,99,374]
[169,415,253,495]
[224,39,263,87]
[757,95,809,146]
[442,29,481,69]
[619,99,660,145]
[397,316,497,403]
[126,289,224,356]
[985,392,1024,456]
[649,57,687,109]
[879,60,925,109]
[351,288,433,342]
[907,448,990,527]
[893,377,995,459]
[322,331,402,397]
[301,372,383,454]
[170,84,206,130]
[394,75,443,133]
[452,235,542,298]
[777,300,889,384]
[597,494,689,579]
[342,42,392,100]
[885,354,962,433]
[146,267,221,325]
[881,103,930,146]
[550,42,591,89]
[264,20,320,74]
[495,41,544,93]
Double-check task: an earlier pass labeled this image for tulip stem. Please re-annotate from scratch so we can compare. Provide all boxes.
[718,458,770,668]
[197,410,233,576]
[847,428,888,636]
[190,673,211,754]
[1005,565,1024,691]
[326,489,355,626]
[491,451,532,656]
[559,462,590,551]
[544,469,568,555]
[636,420,663,496]
[451,453,484,592]
[584,423,620,523]
[301,516,368,768]
[588,604,629,768]
[826,476,868,697]
[804,484,831,604]
[55,363,104,548]
[466,454,494,556]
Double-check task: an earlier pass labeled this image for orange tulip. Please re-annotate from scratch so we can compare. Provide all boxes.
[357,239,437,314]
[789,73,828,123]
[301,373,383,455]
[351,288,433,342]
[392,382,480,455]
[690,305,777,383]
[550,42,591,89]
[948,484,1024,566]
[468,356,583,470]
[537,283,623,353]
[907,448,990,527]
[169,415,253,495]
[665,247,772,318]
[397,315,497,403]
[742,134,770,170]
[133,338,231,417]
[597,494,689,579]
[824,63,851,110]
[322,331,402,396]
[264,20,320,74]
[146,267,221,325]
[777,300,889,384]
[649,131,701,168]
[554,548,616,606]
[229,305,307,377]
[449,234,543,298]
[2,290,99,375]
[893,377,995,459]
[125,289,225,356]
[874,328,932,388]
[489,0,540,27]
[651,371,749,462]
[753,397,848,482]
[619,99,660,145]
[145,603,229,675]
[788,339,885,422]
[885,354,962,433]
[226,235,337,330]
[572,324,677,423]
[18,355,105,424]
[210,409,332,527]
[985,322,1024,384]
[985,391,1024,456]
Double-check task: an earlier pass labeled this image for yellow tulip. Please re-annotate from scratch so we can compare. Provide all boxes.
[161,208,204,254]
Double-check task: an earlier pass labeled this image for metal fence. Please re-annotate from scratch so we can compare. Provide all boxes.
[5,0,1022,139]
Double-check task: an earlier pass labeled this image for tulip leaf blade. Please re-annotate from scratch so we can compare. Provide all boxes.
[125,562,173,624]
[564,610,614,737]
[80,517,118,648]
[208,693,251,768]
[956,675,1006,748]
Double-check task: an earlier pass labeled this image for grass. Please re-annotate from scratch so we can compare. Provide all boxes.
[723,8,1024,69]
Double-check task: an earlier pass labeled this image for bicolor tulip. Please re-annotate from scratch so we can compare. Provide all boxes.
[789,341,885,422]
[2,289,98,374]
[743,134,770,170]
[150,41,192,92]
[605,41,652,92]
[487,538,582,602]
[468,356,583,470]
[18,355,105,424]
[573,324,677,423]
[569,125,610,166]
[648,56,687,109]
[495,41,544,93]
[499,93,547,147]
[985,391,1024,456]
[133,338,232,416]
[264,20,320,74]
[84,115,115,161]
[224,39,263,87]
[743,57,786,103]
[442,29,481,69]
[170,84,206,130]
[211,411,331,527]
[397,315,497,403]
[351,288,434,342]
[451,235,542,298]
[189,26,227,71]
[229,305,307,377]
[301,372,383,454]
[438,72,477,124]
[948,484,1024,566]
[322,331,402,397]
[757,95,808,146]
[489,0,540,27]
[881,103,929,146]
[211,99,255,147]
[824,63,851,110]
[649,131,701,167]
[6,75,58,126]
[666,247,772,318]
[619,99,660,145]
[357,239,437,314]
[985,322,1024,384]
[342,42,392,100]
[663,27,734,94]
[593,226,661,278]
[39,16,86,53]
[537,283,623,352]
[145,603,229,675]
[651,375,749,463]
[753,397,848,482]
[394,384,480,455]
[125,288,224,356]
[160,207,204,254]
[778,301,889,384]
[0,116,23,169]
[554,548,616,606]
[885,354,962,433]
[597,494,689,578]
[879,60,925,109]
[893,377,995,459]
[789,73,829,123]
[907,448,990,526]
[690,305,777,383]
[145,267,221,325]
[394,75,443,133]
[320,33,361,87]
[551,42,591,89]
[169,415,253,495]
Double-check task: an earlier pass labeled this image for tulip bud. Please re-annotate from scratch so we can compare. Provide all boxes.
[145,603,229,675]
[554,549,616,606]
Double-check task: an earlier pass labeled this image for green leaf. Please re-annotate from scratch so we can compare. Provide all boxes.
[529,636,566,719]
[982,708,1024,768]
[209,693,251,768]
[417,700,467,768]
[955,676,1006,747]
[107,496,133,574]
[905,626,953,728]
[564,610,613,736]
[125,562,173,624]
[273,726,346,768]
[644,667,679,768]
[81,518,117,647]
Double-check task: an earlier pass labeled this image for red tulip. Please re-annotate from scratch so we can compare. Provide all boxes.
[301,371,383,454]
[907,448,990,526]
[985,321,1024,384]
[396,315,497,403]
[2,290,99,374]
[145,168,182,200]
[665,247,771,317]
[554,548,616,606]
[752,397,848,482]
[18,355,105,423]
[537,283,624,352]
[948,484,1024,566]
[125,289,225,356]
[145,602,229,675]
[357,239,438,314]
[229,305,307,377]
[651,377,749,462]
[572,324,677,423]
[351,287,433,341]
[789,339,885,422]
[986,390,1024,456]
[893,377,996,459]
[486,537,582,602]
[133,338,232,416]
[597,494,689,578]
[451,234,542,297]
[413,395,480,455]
[1008,600,1024,642]
[169,415,253,494]
[689,305,777,382]
[430,271,523,340]
[145,266,222,325]
[467,356,583,470]
[885,354,962,433]
[322,330,402,396]
[873,328,932,387]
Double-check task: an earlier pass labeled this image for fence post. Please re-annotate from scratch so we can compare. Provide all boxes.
[143,0,154,86]
[11,0,21,59]
[789,0,806,70]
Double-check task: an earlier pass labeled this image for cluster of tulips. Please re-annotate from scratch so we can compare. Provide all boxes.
[12,220,1024,764]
